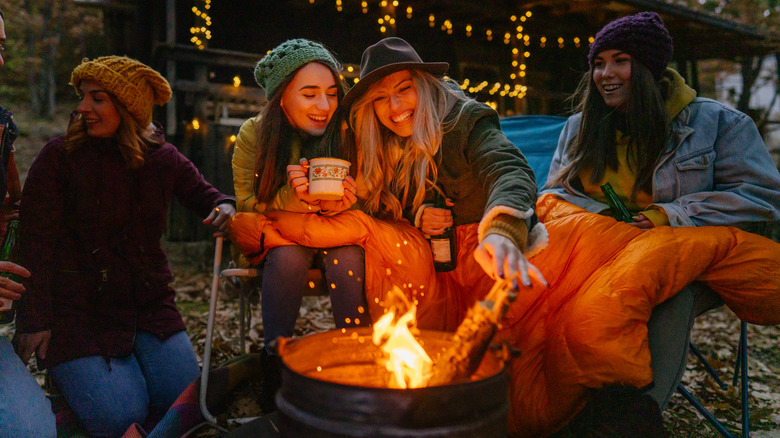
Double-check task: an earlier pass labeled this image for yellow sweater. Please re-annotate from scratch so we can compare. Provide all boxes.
[578,69,697,226]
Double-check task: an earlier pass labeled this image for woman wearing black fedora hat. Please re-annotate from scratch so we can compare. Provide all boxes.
[339,37,547,327]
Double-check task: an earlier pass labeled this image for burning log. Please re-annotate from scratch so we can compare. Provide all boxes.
[427,277,518,386]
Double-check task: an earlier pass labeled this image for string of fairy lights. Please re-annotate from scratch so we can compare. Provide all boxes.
[188,0,596,108]
[189,0,212,50]
[323,0,596,106]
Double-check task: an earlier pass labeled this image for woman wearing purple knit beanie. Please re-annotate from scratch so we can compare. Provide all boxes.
[543,10,780,436]
[546,10,779,229]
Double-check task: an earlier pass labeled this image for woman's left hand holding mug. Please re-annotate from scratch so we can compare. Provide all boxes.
[320,176,358,215]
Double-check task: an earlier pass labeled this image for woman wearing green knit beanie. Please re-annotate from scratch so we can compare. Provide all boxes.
[231,38,368,412]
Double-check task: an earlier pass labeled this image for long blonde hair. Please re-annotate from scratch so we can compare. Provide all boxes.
[349,70,464,220]
[64,95,158,169]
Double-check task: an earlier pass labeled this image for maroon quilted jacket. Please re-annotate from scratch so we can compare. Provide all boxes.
[16,125,233,369]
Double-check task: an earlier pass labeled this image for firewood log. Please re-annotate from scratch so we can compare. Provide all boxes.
[427,277,518,386]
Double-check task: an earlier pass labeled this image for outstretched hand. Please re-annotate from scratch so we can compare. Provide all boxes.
[474,234,547,290]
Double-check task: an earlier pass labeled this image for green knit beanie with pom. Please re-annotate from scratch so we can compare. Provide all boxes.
[254,39,340,98]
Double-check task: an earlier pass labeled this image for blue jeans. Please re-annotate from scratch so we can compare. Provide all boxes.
[50,330,199,437]
[0,336,56,438]
[262,245,368,347]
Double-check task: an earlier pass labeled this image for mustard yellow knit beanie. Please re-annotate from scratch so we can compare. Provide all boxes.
[71,56,172,126]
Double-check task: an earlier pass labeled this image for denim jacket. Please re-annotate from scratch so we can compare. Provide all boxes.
[543,98,780,229]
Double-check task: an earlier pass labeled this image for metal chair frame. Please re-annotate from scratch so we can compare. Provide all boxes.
[678,321,749,438]
[199,235,260,425]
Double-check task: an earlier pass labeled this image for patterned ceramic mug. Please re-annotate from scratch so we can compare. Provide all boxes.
[308,157,350,201]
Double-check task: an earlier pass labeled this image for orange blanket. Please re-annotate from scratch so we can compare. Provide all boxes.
[228,193,780,436]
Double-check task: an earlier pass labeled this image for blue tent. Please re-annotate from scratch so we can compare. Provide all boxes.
[500,115,567,192]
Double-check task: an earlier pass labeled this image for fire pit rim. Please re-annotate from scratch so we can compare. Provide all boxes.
[275,327,510,435]
[277,327,506,390]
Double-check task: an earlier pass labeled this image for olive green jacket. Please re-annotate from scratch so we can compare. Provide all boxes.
[232,114,321,214]
[416,98,544,253]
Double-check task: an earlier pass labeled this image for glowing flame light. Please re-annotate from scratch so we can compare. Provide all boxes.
[372,287,432,389]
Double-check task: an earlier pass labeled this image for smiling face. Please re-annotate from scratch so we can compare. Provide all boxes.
[77,79,122,138]
[370,70,418,138]
[592,49,632,111]
[280,62,339,136]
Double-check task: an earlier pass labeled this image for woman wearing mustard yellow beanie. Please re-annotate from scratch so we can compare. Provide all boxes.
[13,56,236,437]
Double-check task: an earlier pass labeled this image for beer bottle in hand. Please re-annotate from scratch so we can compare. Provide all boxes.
[430,192,457,272]
[0,219,21,324]
[600,183,634,223]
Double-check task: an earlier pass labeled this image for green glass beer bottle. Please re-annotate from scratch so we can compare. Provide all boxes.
[0,219,21,324]
[430,192,457,272]
[600,183,634,223]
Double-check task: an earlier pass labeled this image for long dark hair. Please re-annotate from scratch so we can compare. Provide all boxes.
[251,61,346,203]
[548,59,671,199]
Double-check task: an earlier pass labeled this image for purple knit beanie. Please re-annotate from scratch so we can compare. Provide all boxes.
[588,12,673,79]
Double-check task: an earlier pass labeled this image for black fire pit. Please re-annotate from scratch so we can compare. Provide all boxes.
[276,327,509,437]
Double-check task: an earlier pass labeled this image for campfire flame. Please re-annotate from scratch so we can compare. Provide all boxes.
[372,277,521,389]
[372,287,432,389]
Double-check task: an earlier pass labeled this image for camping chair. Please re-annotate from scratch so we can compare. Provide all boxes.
[649,221,777,438]
[499,114,758,437]
[646,282,750,438]
[199,234,329,424]
[676,322,749,438]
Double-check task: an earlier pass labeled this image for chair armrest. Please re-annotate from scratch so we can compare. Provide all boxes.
[220,268,259,278]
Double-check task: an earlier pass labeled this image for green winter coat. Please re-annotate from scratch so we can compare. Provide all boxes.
[417,98,541,252]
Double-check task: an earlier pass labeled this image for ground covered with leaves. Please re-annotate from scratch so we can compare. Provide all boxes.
[164,241,780,437]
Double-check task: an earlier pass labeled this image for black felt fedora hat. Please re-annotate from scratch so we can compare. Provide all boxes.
[342,37,449,108]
